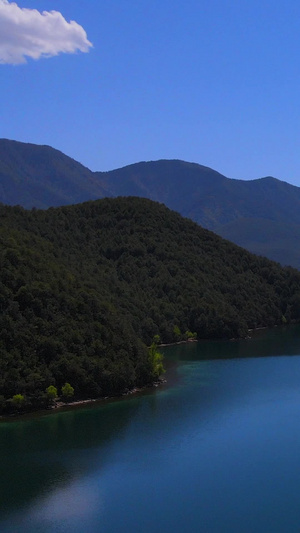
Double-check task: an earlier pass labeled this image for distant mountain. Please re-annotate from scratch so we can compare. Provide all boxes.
[1,138,300,268]
[101,161,300,268]
[0,139,109,208]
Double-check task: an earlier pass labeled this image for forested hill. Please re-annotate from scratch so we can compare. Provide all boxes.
[1,196,300,414]
[2,139,300,268]
[99,161,300,268]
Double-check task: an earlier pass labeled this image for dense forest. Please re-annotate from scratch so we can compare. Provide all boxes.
[1,197,300,414]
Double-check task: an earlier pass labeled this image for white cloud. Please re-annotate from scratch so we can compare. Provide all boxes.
[0,0,93,64]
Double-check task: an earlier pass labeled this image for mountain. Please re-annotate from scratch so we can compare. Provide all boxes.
[1,196,300,413]
[1,139,300,268]
[98,161,300,267]
[0,139,109,208]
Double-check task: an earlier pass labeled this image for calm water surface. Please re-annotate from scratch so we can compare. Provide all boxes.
[1,326,300,532]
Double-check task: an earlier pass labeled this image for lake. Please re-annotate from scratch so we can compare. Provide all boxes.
[1,326,300,532]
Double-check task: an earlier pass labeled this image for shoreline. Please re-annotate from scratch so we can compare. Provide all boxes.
[159,338,198,347]
[0,378,167,422]
[52,378,167,411]
[1,324,294,421]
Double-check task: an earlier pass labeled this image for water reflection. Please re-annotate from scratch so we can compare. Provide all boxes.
[0,398,141,515]
[2,325,300,532]
[163,324,300,361]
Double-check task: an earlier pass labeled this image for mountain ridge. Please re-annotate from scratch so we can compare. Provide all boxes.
[1,138,300,267]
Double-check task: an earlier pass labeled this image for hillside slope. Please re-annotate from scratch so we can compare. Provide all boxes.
[1,197,300,413]
[2,139,300,267]
[99,162,300,267]
[0,139,109,208]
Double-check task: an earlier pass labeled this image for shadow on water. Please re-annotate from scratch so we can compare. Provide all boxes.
[163,324,300,362]
[2,325,300,527]
[0,397,143,516]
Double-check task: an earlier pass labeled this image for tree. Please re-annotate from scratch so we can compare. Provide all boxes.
[153,334,161,345]
[46,385,57,402]
[173,325,182,341]
[149,339,165,379]
[11,394,25,410]
[61,382,74,401]
[184,330,197,341]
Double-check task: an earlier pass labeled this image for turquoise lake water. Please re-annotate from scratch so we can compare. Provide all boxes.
[1,326,300,532]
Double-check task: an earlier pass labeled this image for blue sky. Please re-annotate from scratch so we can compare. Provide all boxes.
[1,1,300,185]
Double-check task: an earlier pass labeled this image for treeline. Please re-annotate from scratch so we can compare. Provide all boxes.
[1,197,300,413]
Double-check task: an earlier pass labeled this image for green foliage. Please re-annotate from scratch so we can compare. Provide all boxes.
[173,325,182,340]
[1,196,300,413]
[149,342,165,379]
[184,330,197,340]
[11,394,25,410]
[46,385,57,402]
[61,383,74,401]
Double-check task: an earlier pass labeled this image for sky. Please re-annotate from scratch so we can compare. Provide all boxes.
[1,1,300,185]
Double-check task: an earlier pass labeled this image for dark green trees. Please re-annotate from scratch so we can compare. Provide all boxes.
[61,383,74,401]
[1,196,300,414]
[46,385,57,402]
[149,338,165,379]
